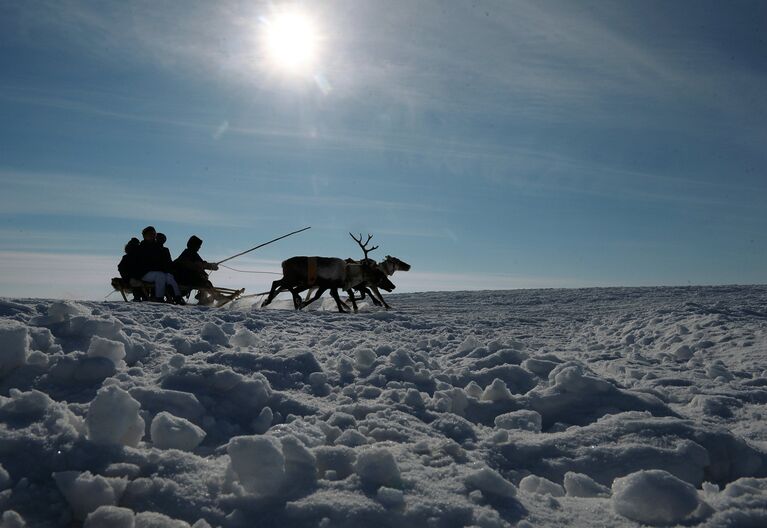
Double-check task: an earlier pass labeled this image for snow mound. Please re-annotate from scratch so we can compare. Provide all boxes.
[150,411,206,451]
[355,448,401,489]
[0,511,26,528]
[563,472,611,498]
[494,410,542,432]
[84,506,135,528]
[226,435,286,496]
[611,469,703,525]
[0,322,29,377]
[54,471,127,520]
[464,467,517,498]
[87,335,126,368]
[2,287,767,527]
[519,475,565,497]
[86,385,145,446]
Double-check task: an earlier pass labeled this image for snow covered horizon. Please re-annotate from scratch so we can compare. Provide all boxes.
[1,286,766,527]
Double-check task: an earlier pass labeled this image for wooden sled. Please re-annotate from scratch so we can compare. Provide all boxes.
[110,278,244,308]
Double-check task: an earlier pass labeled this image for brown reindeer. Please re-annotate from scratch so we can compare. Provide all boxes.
[299,233,408,310]
[260,254,395,312]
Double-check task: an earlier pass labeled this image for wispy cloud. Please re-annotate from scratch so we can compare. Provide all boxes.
[0,167,254,227]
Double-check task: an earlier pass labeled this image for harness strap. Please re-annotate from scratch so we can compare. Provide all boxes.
[307,257,318,286]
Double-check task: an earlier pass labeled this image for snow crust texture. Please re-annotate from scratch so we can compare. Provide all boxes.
[0,287,766,527]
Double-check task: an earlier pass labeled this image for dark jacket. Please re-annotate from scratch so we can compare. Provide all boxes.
[138,240,172,275]
[118,251,142,280]
[173,248,212,287]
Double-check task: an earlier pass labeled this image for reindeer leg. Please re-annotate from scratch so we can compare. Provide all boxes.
[261,279,284,307]
[371,286,391,310]
[345,290,359,313]
[301,287,326,309]
[364,287,383,307]
[303,287,315,303]
[330,288,349,313]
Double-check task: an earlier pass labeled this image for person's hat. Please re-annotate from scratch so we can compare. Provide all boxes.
[124,237,140,252]
[187,235,203,249]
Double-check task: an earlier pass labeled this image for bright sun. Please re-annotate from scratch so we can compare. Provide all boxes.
[263,11,319,74]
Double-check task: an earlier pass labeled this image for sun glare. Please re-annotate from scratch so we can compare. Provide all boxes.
[263,10,319,74]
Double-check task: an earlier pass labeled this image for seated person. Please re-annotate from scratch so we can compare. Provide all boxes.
[137,226,185,305]
[118,237,144,301]
[173,235,219,304]
[155,232,177,302]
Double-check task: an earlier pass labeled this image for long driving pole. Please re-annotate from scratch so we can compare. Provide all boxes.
[215,226,311,266]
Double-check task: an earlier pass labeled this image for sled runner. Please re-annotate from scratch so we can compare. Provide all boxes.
[110,277,244,307]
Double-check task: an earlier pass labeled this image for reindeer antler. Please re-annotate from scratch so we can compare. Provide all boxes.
[349,232,379,260]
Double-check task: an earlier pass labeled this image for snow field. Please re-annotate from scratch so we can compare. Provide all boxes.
[0,287,765,526]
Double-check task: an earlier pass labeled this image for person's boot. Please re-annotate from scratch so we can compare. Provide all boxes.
[174,296,187,306]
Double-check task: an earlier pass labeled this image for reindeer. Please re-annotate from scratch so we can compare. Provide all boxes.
[343,234,410,310]
[299,259,395,312]
[302,234,410,310]
[262,233,407,313]
[260,252,395,313]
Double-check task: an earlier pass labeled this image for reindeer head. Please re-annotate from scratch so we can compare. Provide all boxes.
[382,255,411,275]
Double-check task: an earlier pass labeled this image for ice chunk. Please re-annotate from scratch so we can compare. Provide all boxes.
[519,475,565,497]
[0,463,11,490]
[227,435,285,496]
[673,345,693,362]
[495,410,542,433]
[280,435,317,493]
[135,511,191,527]
[314,445,357,479]
[87,335,126,368]
[251,406,273,434]
[377,486,405,508]
[0,511,25,528]
[354,347,377,371]
[563,472,610,498]
[200,323,228,346]
[481,378,513,402]
[86,385,145,447]
[611,469,702,525]
[0,322,29,377]
[335,429,368,447]
[464,467,517,498]
[47,300,89,323]
[706,360,734,382]
[54,471,126,520]
[457,336,482,354]
[552,365,612,393]
[431,413,476,442]
[327,412,356,429]
[355,448,401,489]
[230,327,259,348]
[84,506,135,528]
[129,387,205,423]
[464,381,483,399]
[150,411,206,451]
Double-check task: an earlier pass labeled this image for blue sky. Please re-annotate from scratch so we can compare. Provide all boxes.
[1,0,766,299]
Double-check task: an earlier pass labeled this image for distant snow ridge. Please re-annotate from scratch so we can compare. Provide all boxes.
[0,288,766,526]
